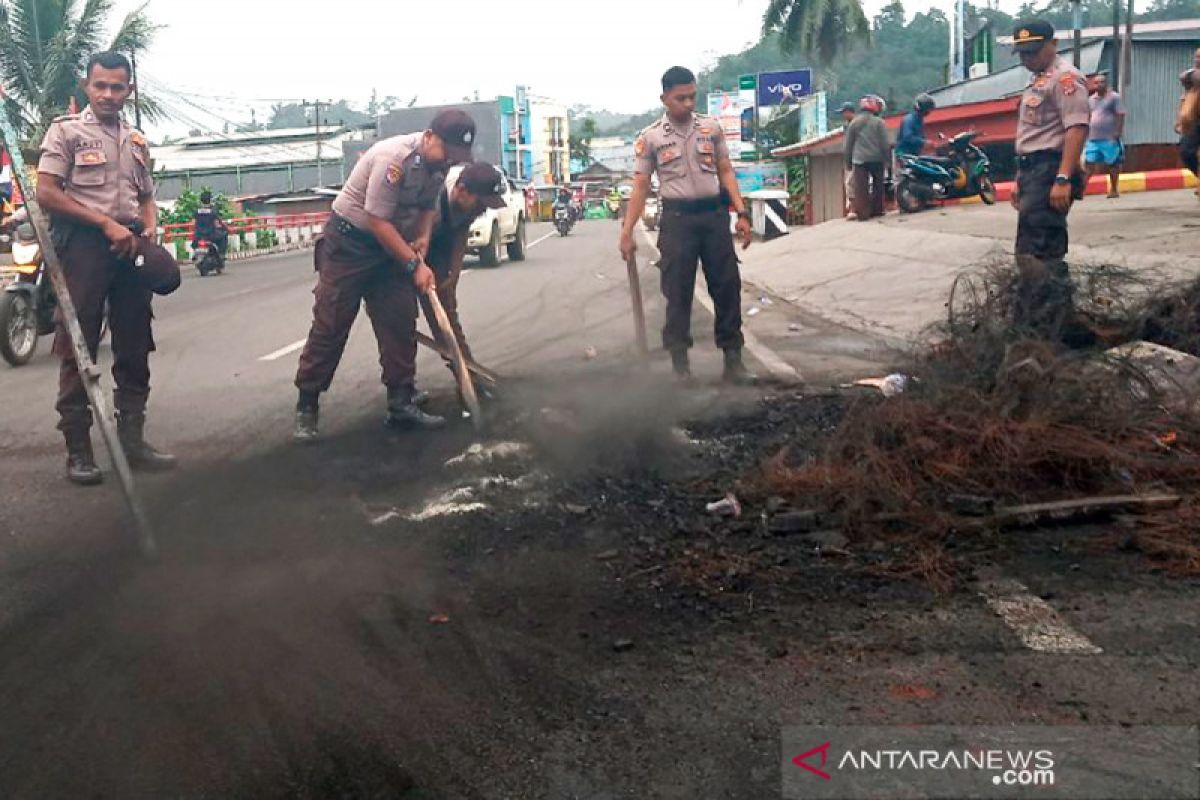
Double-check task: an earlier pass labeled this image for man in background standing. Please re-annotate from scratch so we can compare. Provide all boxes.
[844,96,890,221]
[1084,73,1126,198]
[838,102,858,219]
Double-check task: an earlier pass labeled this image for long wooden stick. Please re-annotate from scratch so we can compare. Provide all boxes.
[0,103,157,557]
[415,331,500,387]
[424,289,483,431]
[625,253,649,358]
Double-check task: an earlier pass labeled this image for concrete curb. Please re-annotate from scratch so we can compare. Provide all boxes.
[944,168,1199,206]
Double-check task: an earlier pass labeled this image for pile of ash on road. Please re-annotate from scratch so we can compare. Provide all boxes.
[737,262,1200,587]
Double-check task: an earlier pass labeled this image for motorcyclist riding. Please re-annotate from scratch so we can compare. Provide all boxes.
[192,190,229,257]
[896,94,936,156]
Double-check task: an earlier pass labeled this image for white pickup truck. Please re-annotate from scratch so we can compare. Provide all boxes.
[465,171,527,267]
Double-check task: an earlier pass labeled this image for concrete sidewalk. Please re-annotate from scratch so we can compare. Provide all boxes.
[739,188,1200,341]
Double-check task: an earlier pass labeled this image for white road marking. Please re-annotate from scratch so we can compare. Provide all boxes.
[638,226,802,384]
[258,338,307,362]
[979,573,1103,655]
[527,230,556,249]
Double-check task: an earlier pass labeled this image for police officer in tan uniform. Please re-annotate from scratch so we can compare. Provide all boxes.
[37,51,181,486]
[293,109,476,442]
[1011,20,1090,336]
[620,66,755,384]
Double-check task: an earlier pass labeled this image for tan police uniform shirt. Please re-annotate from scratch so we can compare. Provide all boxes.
[633,113,728,201]
[333,132,444,236]
[37,105,154,225]
[1015,56,1091,155]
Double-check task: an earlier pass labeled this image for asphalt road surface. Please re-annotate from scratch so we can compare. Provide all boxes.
[0,218,1195,799]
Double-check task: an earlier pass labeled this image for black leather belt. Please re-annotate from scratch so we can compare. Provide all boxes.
[328,212,376,243]
[661,196,723,214]
[1016,150,1062,167]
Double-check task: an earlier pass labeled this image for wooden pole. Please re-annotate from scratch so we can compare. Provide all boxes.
[625,253,649,359]
[424,289,483,431]
[0,96,157,558]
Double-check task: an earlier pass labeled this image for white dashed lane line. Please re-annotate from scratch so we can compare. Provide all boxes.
[258,338,307,362]
[978,571,1103,655]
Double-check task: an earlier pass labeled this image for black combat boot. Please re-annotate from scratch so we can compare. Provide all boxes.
[116,412,178,471]
[722,348,757,386]
[294,391,320,444]
[64,430,103,486]
[385,387,446,431]
[670,349,693,383]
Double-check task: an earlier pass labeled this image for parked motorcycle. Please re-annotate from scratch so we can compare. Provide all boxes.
[895,131,996,213]
[554,204,574,237]
[192,238,224,276]
[0,223,55,366]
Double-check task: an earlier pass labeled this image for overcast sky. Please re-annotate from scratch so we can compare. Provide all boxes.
[110,0,974,139]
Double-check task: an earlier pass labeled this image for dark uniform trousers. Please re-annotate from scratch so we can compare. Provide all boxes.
[1014,154,1077,335]
[54,227,156,433]
[657,205,744,353]
[294,222,418,394]
[1180,124,1200,177]
[851,162,887,220]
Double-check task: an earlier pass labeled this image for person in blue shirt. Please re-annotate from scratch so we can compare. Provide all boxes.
[896,94,936,156]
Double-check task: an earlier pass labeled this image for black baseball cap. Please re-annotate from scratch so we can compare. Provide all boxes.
[431,108,476,164]
[838,101,856,113]
[457,162,506,209]
[1012,20,1055,53]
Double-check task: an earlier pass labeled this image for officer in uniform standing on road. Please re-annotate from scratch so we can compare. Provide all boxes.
[619,66,755,384]
[37,51,182,486]
[1011,20,1090,336]
[292,109,477,442]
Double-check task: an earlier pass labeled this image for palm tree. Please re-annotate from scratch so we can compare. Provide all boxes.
[0,0,160,145]
[762,0,872,65]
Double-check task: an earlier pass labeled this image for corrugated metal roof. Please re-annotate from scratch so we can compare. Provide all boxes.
[998,19,1200,44]
[151,131,358,173]
[1123,40,1200,144]
[929,41,1105,106]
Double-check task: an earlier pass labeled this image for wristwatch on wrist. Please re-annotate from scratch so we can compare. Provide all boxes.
[402,256,421,275]
[737,210,751,220]
[1054,174,1071,186]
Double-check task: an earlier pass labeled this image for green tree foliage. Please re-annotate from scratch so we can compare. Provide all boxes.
[0,0,161,145]
[763,0,872,65]
[160,186,233,227]
[570,117,597,164]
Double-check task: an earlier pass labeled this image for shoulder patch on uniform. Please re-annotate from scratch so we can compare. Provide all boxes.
[638,119,664,136]
[130,131,147,148]
[386,162,403,185]
[1059,74,1079,95]
[634,136,647,157]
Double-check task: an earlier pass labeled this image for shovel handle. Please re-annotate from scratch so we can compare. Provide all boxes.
[425,289,483,431]
[625,253,649,359]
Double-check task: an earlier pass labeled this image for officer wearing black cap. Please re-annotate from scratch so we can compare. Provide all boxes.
[411,163,508,406]
[36,50,182,485]
[1011,19,1090,336]
[293,108,476,443]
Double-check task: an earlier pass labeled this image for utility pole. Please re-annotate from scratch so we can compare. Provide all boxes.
[131,50,143,129]
[302,99,331,187]
[1112,0,1122,88]
[1072,0,1083,68]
